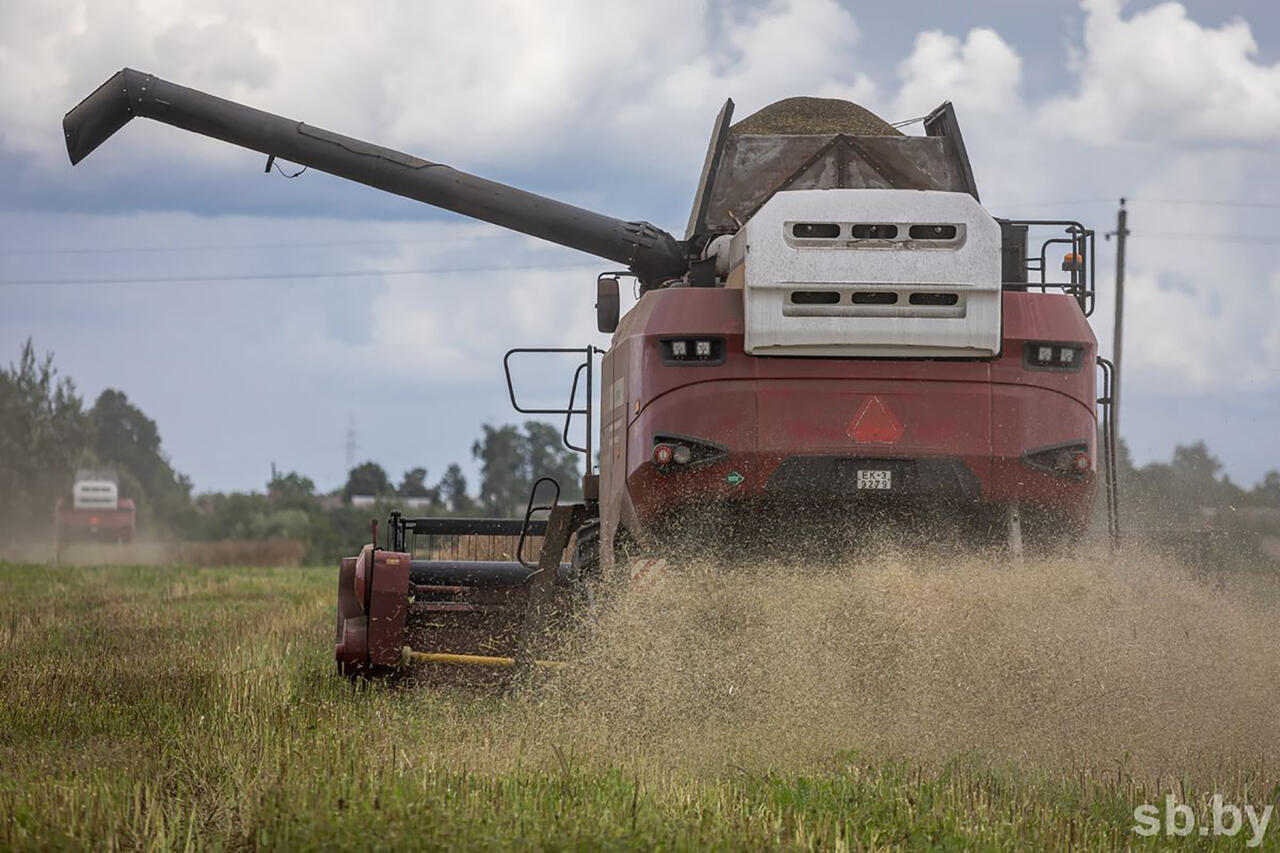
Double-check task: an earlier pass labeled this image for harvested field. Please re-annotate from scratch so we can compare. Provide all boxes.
[2,551,1279,849]
[2,539,307,567]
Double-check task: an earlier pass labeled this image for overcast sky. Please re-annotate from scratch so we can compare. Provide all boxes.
[2,0,1278,494]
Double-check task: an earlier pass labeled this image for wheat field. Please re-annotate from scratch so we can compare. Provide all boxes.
[2,552,1278,850]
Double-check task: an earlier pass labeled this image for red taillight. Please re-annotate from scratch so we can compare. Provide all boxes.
[1072,451,1091,472]
[651,435,727,473]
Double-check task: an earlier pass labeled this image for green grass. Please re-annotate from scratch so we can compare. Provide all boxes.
[0,562,1274,850]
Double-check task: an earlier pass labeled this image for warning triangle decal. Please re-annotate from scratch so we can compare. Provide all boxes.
[847,395,904,444]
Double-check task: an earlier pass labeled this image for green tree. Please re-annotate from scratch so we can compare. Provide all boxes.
[437,463,475,514]
[472,424,525,515]
[399,467,437,499]
[191,492,269,540]
[343,461,391,501]
[472,421,581,516]
[1171,441,1221,485]
[268,470,317,510]
[0,340,91,536]
[1167,441,1227,513]
[89,388,193,531]
[524,421,581,497]
[1256,471,1280,507]
[1110,436,1136,480]
[250,508,312,541]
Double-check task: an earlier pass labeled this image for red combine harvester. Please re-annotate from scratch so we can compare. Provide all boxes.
[54,469,136,556]
[65,70,1118,676]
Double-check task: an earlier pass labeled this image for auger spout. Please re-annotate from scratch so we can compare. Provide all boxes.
[63,68,687,285]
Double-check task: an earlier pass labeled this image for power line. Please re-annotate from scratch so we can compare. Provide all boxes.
[0,231,522,257]
[1130,231,1280,246]
[0,261,601,288]
[1128,197,1280,209]
[7,196,1277,261]
[999,198,1114,209]
[1002,197,1280,211]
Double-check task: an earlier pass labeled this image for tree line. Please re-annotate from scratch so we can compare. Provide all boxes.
[0,340,580,560]
[3,339,1276,563]
[0,340,193,538]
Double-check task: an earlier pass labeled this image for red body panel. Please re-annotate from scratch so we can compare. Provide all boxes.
[54,497,137,542]
[599,288,1097,547]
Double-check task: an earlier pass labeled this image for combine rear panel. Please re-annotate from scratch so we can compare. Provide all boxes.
[54,498,136,547]
[602,285,1098,553]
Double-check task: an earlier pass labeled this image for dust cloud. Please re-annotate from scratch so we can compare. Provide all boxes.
[505,547,1280,782]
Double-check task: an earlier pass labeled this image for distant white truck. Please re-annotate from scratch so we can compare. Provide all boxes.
[55,469,136,549]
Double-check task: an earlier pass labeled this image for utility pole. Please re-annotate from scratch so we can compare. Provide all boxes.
[1109,198,1129,438]
[344,417,358,473]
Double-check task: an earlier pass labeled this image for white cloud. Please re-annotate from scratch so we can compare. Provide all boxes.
[275,225,604,384]
[1123,254,1280,391]
[891,27,1023,119]
[1097,145,1280,394]
[1,0,876,174]
[151,19,275,91]
[1046,0,1280,144]
[1121,236,1280,393]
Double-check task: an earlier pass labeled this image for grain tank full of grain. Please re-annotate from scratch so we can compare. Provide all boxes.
[689,97,981,241]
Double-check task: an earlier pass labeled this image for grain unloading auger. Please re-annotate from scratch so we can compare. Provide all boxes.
[66,69,1121,678]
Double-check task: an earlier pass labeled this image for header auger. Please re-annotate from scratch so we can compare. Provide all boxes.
[66,69,1118,680]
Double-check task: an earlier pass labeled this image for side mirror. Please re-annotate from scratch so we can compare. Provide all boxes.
[596,276,620,334]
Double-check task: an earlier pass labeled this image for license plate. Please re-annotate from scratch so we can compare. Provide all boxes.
[856,469,892,490]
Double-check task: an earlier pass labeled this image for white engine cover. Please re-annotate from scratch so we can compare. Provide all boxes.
[737,189,1002,358]
[73,479,119,510]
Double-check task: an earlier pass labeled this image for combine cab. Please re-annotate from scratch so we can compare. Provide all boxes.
[64,72,1119,678]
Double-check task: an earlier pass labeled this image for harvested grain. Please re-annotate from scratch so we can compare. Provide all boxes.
[730,96,903,137]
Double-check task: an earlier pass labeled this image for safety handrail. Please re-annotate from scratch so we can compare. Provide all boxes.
[516,476,561,569]
[1096,356,1121,549]
[1009,219,1096,316]
[562,362,589,454]
[503,345,602,473]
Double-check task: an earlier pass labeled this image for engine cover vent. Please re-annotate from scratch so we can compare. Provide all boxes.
[738,189,1002,358]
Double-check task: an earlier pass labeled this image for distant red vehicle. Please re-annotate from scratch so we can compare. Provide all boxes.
[55,470,136,549]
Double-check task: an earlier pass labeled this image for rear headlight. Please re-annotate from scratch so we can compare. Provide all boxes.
[1023,441,1091,480]
[1024,342,1083,371]
[661,338,725,366]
